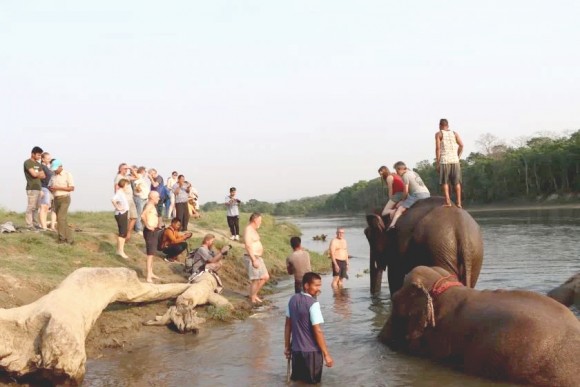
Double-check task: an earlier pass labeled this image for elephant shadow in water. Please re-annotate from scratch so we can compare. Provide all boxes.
[380,266,580,387]
[365,196,483,296]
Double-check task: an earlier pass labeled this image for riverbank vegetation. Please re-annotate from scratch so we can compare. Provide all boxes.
[202,130,580,215]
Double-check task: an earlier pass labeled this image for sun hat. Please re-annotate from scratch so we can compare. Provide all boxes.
[51,159,63,170]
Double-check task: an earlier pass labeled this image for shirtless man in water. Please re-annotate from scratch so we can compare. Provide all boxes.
[243,212,270,304]
[329,228,349,289]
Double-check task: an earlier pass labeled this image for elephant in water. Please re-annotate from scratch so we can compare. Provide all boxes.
[365,196,483,295]
[547,272,580,308]
[380,266,580,387]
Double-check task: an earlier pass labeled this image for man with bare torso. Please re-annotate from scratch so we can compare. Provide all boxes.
[243,212,270,304]
[329,227,349,288]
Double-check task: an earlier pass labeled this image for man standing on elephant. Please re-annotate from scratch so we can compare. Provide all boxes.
[329,228,349,289]
[435,118,464,208]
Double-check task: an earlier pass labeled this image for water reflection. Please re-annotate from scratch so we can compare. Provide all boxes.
[332,288,351,320]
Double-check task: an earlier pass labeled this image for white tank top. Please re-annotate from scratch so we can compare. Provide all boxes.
[439,130,459,164]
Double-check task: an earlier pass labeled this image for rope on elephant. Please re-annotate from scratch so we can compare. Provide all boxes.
[430,274,464,298]
[418,283,436,328]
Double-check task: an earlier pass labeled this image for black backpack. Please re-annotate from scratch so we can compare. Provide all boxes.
[155,227,166,251]
[184,248,203,275]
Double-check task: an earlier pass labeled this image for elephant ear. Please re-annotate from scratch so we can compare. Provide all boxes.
[405,281,436,341]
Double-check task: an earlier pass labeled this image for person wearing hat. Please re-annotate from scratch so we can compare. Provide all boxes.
[48,159,75,244]
[225,187,241,241]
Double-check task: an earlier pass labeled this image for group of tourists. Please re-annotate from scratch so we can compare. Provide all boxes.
[111,164,201,260]
[23,146,75,244]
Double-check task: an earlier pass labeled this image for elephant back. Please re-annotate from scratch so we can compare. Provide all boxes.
[397,197,483,288]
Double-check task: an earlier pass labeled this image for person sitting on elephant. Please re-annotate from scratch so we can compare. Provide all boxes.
[378,165,405,217]
[381,266,580,386]
[386,161,430,230]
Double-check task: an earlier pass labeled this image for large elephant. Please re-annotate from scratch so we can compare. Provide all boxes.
[365,196,483,295]
[379,266,580,386]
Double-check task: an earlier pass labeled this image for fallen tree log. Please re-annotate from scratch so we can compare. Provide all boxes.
[0,267,191,385]
[548,272,580,308]
[144,271,232,333]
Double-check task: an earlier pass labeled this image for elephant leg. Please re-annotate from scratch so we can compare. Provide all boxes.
[387,266,403,297]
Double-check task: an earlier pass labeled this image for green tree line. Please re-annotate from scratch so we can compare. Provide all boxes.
[202,130,580,216]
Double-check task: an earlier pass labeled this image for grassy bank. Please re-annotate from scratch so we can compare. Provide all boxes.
[0,209,328,355]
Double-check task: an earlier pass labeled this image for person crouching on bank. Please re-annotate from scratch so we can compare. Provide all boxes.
[160,218,192,262]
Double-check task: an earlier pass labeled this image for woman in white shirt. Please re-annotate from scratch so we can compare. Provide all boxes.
[112,179,130,259]
[166,171,178,219]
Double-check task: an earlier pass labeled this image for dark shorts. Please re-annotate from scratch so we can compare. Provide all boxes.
[332,260,348,279]
[439,163,462,186]
[143,227,158,255]
[291,351,323,384]
[115,212,129,238]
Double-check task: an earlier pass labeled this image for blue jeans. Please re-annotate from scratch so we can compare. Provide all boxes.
[164,196,172,218]
[134,196,144,232]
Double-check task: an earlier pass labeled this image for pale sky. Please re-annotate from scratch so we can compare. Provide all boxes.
[2,1,579,211]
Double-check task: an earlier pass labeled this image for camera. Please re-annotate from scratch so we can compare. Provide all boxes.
[222,244,233,257]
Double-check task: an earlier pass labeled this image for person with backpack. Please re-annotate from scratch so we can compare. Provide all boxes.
[187,234,230,274]
[159,218,192,263]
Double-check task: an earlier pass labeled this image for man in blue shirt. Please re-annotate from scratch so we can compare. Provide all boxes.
[284,272,334,383]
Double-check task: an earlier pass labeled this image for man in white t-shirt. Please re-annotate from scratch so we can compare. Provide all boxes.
[387,161,430,230]
[225,187,241,241]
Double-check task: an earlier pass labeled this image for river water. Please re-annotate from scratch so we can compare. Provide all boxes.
[85,208,580,386]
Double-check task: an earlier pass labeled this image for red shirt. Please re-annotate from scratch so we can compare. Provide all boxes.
[392,174,405,194]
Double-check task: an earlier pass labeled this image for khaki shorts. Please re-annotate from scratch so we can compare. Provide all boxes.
[128,197,138,219]
[439,163,462,186]
[243,255,269,280]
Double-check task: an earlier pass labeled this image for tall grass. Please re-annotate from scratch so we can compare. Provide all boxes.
[0,209,327,290]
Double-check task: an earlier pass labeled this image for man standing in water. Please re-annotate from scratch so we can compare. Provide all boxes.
[435,118,464,207]
[285,272,334,384]
[329,227,349,289]
[286,236,312,293]
[243,212,270,304]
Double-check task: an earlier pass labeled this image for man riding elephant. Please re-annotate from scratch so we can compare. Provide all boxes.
[365,196,483,295]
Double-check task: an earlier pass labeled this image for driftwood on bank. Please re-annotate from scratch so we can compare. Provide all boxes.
[0,267,191,385]
[548,273,580,308]
[144,271,233,333]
